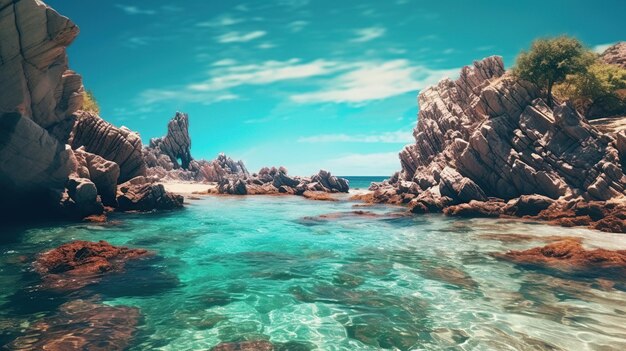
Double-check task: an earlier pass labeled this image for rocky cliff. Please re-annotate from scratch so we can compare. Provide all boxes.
[0,0,182,222]
[370,55,626,232]
[601,42,626,69]
[0,0,82,215]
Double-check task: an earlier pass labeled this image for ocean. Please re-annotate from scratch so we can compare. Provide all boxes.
[1,196,625,350]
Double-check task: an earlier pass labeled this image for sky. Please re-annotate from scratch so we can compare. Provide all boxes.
[46,0,625,176]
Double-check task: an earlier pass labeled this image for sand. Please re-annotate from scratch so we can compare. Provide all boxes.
[160,182,217,196]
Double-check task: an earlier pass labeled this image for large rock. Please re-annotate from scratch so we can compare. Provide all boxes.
[70,111,146,183]
[116,177,184,211]
[388,56,626,204]
[0,0,82,135]
[0,0,83,216]
[73,147,120,206]
[145,111,192,169]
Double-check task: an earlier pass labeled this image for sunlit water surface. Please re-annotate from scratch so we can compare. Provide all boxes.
[1,195,626,350]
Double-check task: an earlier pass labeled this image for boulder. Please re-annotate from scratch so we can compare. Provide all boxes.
[70,111,146,183]
[312,170,349,193]
[443,199,506,218]
[504,195,555,217]
[73,147,120,206]
[66,177,103,217]
[117,178,184,211]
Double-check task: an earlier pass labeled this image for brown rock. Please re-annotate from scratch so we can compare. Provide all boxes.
[70,111,146,183]
[494,239,626,274]
[443,199,506,218]
[302,191,337,201]
[600,42,626,69]
[117,178,184,211]
[504,195,555,217]
[7,300,140,351]
[73,147,120,206]
[34,240,151,292]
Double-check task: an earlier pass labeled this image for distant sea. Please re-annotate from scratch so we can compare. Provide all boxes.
[341,176,388,190]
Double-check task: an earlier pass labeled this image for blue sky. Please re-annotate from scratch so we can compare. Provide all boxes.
[47,0,625,175]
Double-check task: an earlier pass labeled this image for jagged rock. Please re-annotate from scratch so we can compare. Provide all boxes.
[145,112,192,169]
[70,111,146,183]
[312,170,349,193]
[0,0,83,217]
[377,55,626,219]
[601,42,626,69]
[73,147,120,206]
[116,177,184,211]
[0,0,82,135]
[34,240,151,292]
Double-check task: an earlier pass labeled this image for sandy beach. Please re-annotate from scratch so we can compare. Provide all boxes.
[161,182,217,196]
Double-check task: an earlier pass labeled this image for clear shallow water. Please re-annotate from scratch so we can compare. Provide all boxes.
[1,196,626,350]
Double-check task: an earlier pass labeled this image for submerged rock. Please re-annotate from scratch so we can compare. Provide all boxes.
[34,240,152,292]
[494,239,626,275]
[210,340,274,351]
[6,300,140,351]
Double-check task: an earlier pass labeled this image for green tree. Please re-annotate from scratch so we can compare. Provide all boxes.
[81,89,100,114]
[554,62,626,118]
[513,36,595,107]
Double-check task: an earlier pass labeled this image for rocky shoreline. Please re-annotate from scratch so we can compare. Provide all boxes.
[357,51,626,233]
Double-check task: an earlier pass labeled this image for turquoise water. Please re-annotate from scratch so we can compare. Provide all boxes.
[1,195,626,350]
[342,176,387,190]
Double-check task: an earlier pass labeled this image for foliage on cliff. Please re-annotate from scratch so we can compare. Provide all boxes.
[81,90,100,114]
[513,36,595,107]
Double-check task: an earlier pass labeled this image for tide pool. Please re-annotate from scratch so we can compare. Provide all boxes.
[1,195,625,350]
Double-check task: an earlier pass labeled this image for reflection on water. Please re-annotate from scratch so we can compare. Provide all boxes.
[1,195,626,350]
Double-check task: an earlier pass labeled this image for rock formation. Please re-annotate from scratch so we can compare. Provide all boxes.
[0,0,82,216]
[116,176,184,212]
[368,55,626,232]
[217,167,349,196]
[144,112,249,182]
[70,111,147,183]
[145,111,192,169]
[0,0,185,222]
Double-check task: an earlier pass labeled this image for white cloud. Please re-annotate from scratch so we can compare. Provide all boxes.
[187,59,342,92]
[593,42,616,54]
[216,31,267,43]
[114,4,156,15]
[291,60,458,104]
[298,131,413,143]
[351,27,386,43]
[257,43,277,49]
[138,59,344,105]
[212,59,238,67]
[197,15,245,27]
[287,20,309,33]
